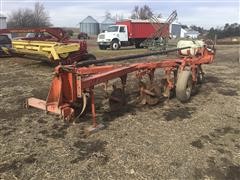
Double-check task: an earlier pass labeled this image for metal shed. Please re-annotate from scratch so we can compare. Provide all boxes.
[100,17,115,32]
[0,14,7,29]
[184,30,200,39]
[170,23,182,38]
[79,16,99,35]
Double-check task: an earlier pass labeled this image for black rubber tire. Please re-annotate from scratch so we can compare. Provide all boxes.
[197,67,205,84]
[110,40,120,50]
[176,70,193,102]
[191,83,198,96]
[99,45,107,50]
[135,42,141,48]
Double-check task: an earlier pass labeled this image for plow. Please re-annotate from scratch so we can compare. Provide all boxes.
[25,39,215,133]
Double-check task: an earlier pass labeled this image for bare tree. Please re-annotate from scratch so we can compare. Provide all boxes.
[157,13,162,18]
[32,2,52,27]
[7,9,33,28]
[131,6,139,19]
[116,13,124,21]
[131,5,153,20]
[7,2,52,28]
[114,13,124,21]
[105,11,112,19]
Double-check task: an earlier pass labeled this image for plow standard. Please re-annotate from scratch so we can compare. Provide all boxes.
[25,40,215,132]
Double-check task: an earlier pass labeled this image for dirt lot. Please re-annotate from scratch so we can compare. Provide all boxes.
[0,44,239,180]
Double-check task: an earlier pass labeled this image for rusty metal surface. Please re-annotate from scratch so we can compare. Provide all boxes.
[26,45,215,128]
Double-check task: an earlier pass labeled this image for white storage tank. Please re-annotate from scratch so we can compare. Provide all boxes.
[0,14,7,29]
[177,40,204,56]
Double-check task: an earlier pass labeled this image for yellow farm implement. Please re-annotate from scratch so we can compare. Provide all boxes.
[0,27,95,64]
[12,40,81,61]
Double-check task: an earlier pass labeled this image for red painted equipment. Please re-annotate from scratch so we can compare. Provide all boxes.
[141,10,177,49]
[117,20,169,39]
[26,42,215,132]
[0,27,69,42]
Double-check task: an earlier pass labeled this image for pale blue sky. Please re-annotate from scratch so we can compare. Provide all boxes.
[1,0,239,29]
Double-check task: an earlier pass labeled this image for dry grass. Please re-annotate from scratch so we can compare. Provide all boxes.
[0,44,239,179]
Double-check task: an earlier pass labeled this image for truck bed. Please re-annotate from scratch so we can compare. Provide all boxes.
[117,20,169,39]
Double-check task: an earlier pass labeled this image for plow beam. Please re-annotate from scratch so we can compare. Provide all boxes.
[26,45,215,130]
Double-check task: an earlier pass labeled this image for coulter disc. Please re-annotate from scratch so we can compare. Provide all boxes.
[109,88,126,111]
[139,82,161,106]
[145,83,161,105]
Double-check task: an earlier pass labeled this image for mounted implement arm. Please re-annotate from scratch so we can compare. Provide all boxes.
[0,27,69,42]
[141,10,177,50]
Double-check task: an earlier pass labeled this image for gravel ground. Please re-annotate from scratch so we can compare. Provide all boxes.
[0,45,239,180]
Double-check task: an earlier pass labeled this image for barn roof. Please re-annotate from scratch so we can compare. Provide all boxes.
[185,30,200,35]
[0,14,6,18]
[80,16,98,24]
[102,17,115,24]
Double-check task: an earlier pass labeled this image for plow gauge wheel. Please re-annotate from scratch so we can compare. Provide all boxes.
[176,70,193,102]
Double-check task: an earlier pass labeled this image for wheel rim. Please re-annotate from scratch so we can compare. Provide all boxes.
[113,43,118,49]
[186,79,192,98]
[199,73,204,82]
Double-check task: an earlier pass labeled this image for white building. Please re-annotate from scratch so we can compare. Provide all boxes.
[170,23,184,38]
[0,14,7,29]
[170,23,200,39]
[184,30,200,39]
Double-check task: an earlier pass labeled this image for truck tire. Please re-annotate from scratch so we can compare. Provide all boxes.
[135,41,143,48]
[99,45,107,50]
[135,43,141,48]
[176,70,193,102]
[110,40,120,50]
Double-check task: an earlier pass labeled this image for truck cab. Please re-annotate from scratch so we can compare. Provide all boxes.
[97,25,128,50]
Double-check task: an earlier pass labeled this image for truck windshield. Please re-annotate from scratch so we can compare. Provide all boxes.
[107,26,119,32]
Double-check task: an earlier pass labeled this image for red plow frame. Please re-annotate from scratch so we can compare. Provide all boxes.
[26,45,215,132]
